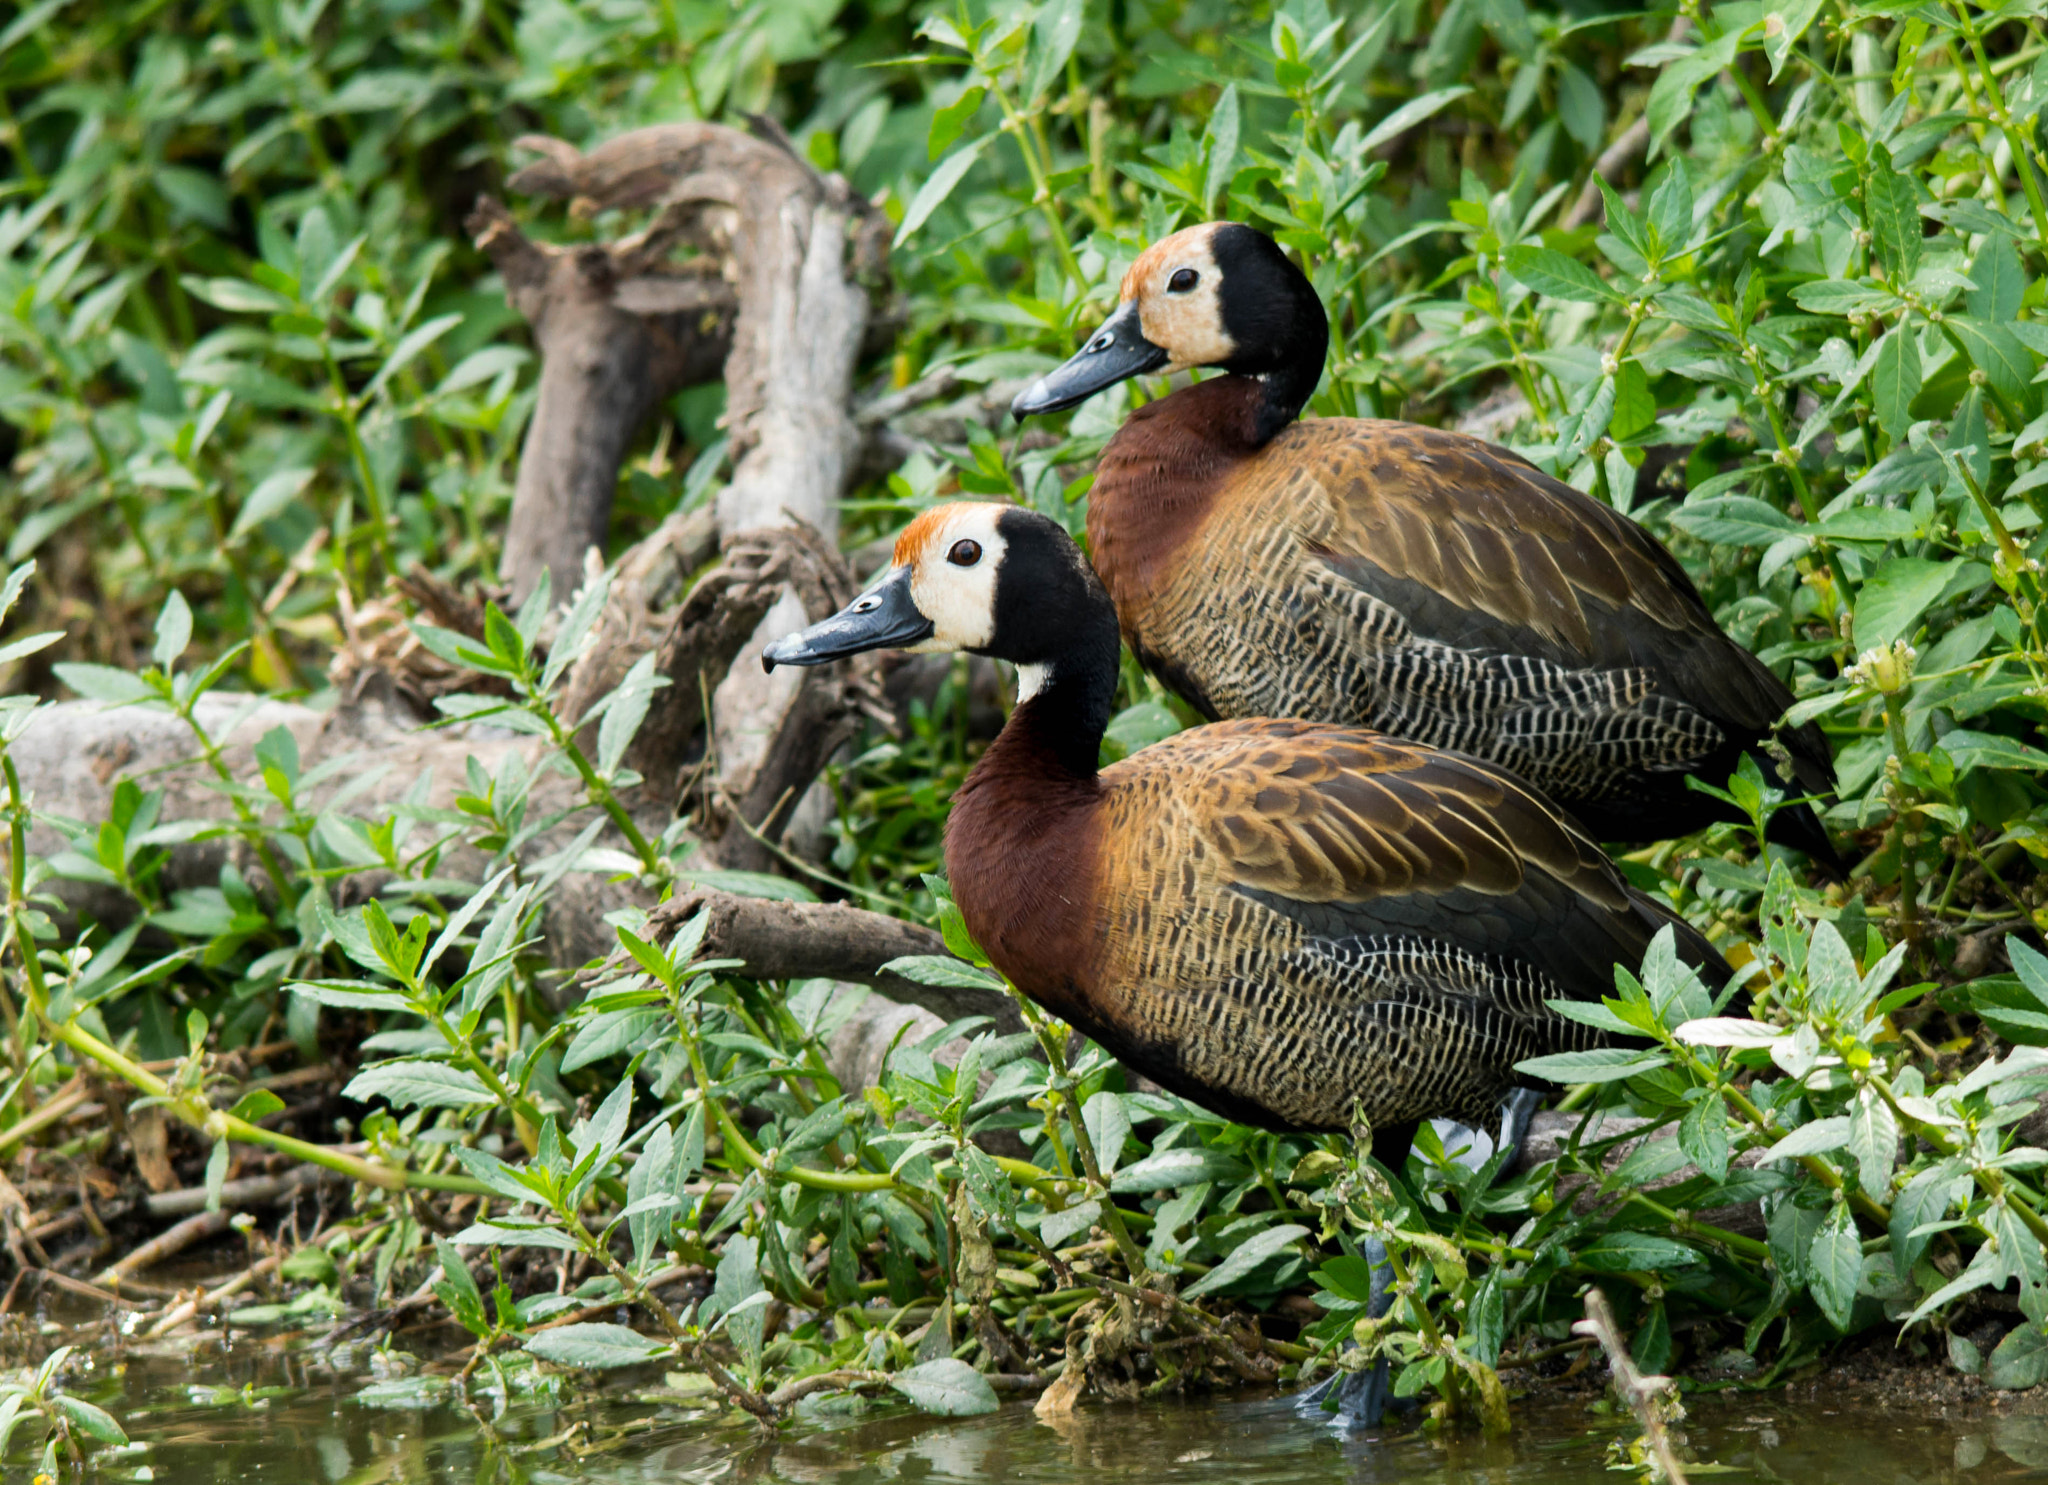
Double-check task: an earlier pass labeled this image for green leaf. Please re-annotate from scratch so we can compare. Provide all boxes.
[526,1322,669,1369]
[1853,556,1965,650]
[672,868,818,903]
[1848,1088,1898,1199]
[560,1006,664,1074]
[1987,1323,2048,1390]
[1182,1223,1309,1298]
[1081,1091,1131,1178]
[153,589,192,671]
[1869,327,1922,439]
[1864,142,1920,279]
[895,138,989,247]
[1679,1092,1730,1182]
[1110,1146,1248,1192]
[1789,280,1901,316]
[927,85,985,161]
[1948,317,2034,410]
[226,1089,286,1123]
[1513,1047,1669,1083]
[1758,1115,1852,1163]
[343,1060,496,1110]
[879,954,1005,991]
[1938,730,2048,775]
[1574,1232,1702,1272]
[889,1357,1000,1416]
[1611,358,1655,440]
[1970,233,2025,322]
[50,1394,127,1446]
[1504,244,1620,303]
[1026,0,1084,101]
[1358,86,1471,156]
[229,462,315,540]
[452,1220,580,1251]
[1202,84,1241,215]
[1807,1204,1862,1331]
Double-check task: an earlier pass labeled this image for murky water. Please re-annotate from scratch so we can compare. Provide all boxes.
[55,1338,2048,1484]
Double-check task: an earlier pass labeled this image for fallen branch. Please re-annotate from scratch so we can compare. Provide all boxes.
[647,888,1020,1031]
[1575,1288,1690,1484]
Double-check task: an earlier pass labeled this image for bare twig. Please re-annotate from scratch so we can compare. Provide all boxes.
[97,1209,230,1283]
[1574,1288,1690,1484]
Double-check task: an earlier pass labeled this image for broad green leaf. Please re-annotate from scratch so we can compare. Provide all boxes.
[895,138,989,247]
[1575,1232,1702,1272]
[889,1356,1000,1416]
[153,589,192,671]
[1505,244,1619,303]
[1513,1047,1669,1083]
[1987,1323,2048,1390]
[1870,327,1922,439]
[1853,556,1965,650]
[879,954,1005,991]
[1679,1092,1731,1182]
[1847,1087,1898,1199]
[1081,1091,1131,1177]
[1202,84,1240,215]
[1182,1223,1309,1298]
[1358,87,1471,156]
[1807,1204,1862,1330]
[928,85,985,161]
[1110,1146,1248,1192]
[50,1394,127,1446]
[343,1059,496,1110]
[1026,0,1083,100]
[230,466,316,538]
[1758,1115,1851,1163]
[1864,142,1920,279]
[526,1322,668,1369]
[452,1220,580,1251]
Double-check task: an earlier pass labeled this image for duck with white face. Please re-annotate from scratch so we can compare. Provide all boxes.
[1008,220,1842,866]
[766,499,1729,1429]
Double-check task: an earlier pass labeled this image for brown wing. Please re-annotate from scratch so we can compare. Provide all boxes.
[1158,718,1717,999]
[1294,419,1799,738]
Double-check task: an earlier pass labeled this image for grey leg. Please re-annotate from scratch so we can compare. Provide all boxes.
[1293,1235,1394,1426]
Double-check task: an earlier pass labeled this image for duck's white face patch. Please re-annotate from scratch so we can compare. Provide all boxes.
[891,503,1010,653]
[1122,224,1235,373]
[1013,662,1050,703]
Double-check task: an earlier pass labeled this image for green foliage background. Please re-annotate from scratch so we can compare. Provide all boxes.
[6,0,2048,1452]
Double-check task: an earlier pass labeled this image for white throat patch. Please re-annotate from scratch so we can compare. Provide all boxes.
[1013,662,1051,703]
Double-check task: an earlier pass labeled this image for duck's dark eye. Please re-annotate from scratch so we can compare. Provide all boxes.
[1168,268,1199,293]
[948,539,983,567]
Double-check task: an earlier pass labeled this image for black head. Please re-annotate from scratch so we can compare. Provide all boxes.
[1010,221,1329,440]
[763,503,1120,697]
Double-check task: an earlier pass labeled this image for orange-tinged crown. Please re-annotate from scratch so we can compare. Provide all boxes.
[893,504,969,566]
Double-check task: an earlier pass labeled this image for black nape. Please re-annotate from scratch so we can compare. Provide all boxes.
[986,508,1122,778]
[1210,223,1328,442]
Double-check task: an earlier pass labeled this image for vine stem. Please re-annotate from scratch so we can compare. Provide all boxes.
[1003,988,1153,1282]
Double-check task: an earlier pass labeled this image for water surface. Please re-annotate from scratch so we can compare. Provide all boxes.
[71,1340,2048,1483]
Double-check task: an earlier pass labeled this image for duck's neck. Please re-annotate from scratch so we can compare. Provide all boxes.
[977,632,1121,789]
[944,621,1120,1017]
[1248,361,1316,445]
[1087,375,1288,610]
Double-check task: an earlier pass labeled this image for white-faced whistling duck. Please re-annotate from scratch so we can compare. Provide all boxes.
[766,500,1730,1160]
[1009,221,1841,866]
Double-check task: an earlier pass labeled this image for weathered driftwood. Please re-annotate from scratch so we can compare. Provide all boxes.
[479,118,891,603]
